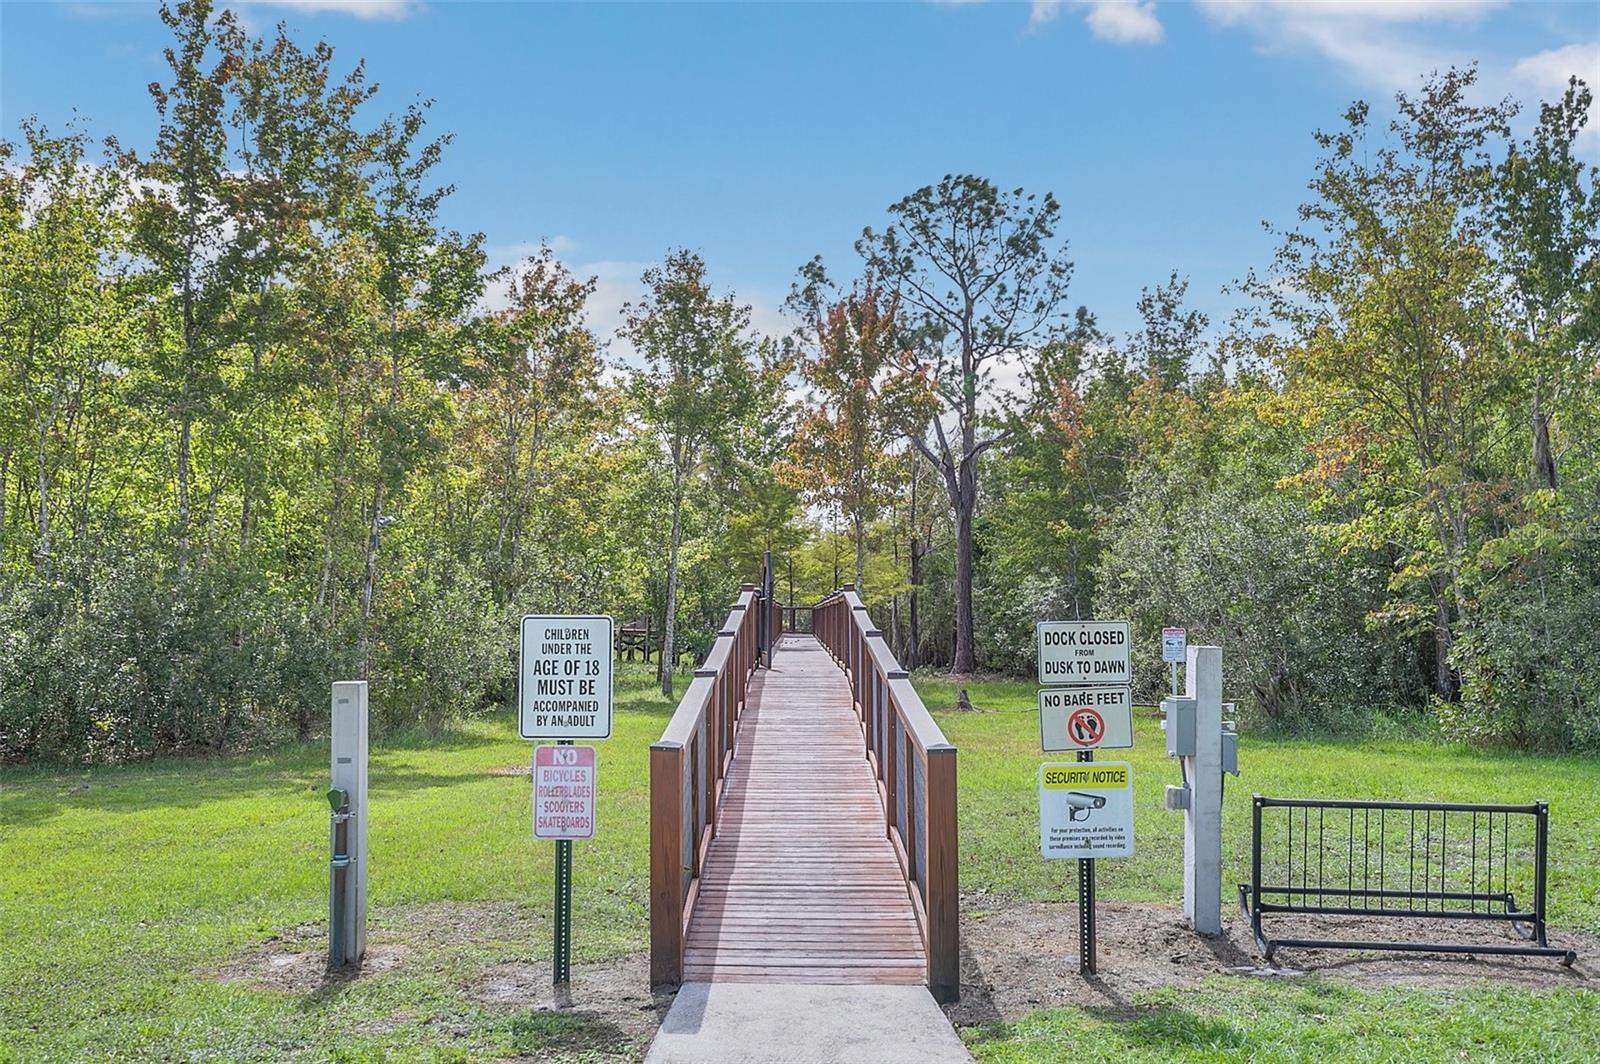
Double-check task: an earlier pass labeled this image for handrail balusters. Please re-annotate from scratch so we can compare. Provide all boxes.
[649,587,764,989]
[811,588,960,1003]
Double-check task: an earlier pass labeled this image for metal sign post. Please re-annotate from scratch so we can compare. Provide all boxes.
[1037,619,1133,978]
[519,616,612,997]
[534,739,595,992]
[1077,748,1096,975]
[553,740,574,991]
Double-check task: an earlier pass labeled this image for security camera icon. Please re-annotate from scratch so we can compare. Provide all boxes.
[1063,790,1106,822]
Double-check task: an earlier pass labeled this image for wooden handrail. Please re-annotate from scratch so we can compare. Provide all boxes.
[649,585,769,988]
[811,586,960,1003]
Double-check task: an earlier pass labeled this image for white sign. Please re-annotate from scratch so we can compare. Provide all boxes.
[1040,761,1134,859]
[533,744,595,839]
[1037,620,1131,686]
[519,615,614,740]
[1162,626,1187,664]
[1039,686,1134,751]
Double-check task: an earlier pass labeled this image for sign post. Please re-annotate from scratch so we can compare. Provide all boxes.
[1040,756,1136,975]
[1162,626,1187,699]
[1036,620,1133,976]
[519,615,613,996]
[1077,748,1096,975]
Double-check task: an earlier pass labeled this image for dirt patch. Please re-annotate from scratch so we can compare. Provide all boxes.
[205,903,669,1060]
[950,895,1598,1027]
[206,924,410,994]
[471,952,673,1059]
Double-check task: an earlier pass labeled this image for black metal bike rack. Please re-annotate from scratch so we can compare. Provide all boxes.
[1240,795,1575,965]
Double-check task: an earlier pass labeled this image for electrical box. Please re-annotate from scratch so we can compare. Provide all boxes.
[1221,724,1239,777]
[1162,696,1197,757]
[1165,784,1191,811]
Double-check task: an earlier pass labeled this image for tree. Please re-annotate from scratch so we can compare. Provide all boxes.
[1492,77,1600,490]
[218,20,372,558]
[782,265,929,591]
[1127,272,1211,391]
[352,100,486,675]
[1260,69,1520,702]
[1444,77,1600,747]
[859,175,1073,673]
[978,307,1114,666]
[0,124,130,575]
[133,0,241,580]
[469,247,601,605]
[624,250,767,697]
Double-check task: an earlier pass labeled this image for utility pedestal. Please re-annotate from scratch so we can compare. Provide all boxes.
[1163,646,1223,935]
[330,680,368,966]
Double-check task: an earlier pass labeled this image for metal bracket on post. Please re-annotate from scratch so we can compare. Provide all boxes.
[327,787,351,968]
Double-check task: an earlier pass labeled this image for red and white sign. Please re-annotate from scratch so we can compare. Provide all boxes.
[1039,686,1134,752]
[533,745,596,840]
[1161,627,1187,664]
[1067,707,1106,747]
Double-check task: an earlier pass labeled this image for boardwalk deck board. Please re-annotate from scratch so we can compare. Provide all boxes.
[681,634,926,985]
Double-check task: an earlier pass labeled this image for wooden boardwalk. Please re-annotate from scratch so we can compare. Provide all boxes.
[682,634,927,985]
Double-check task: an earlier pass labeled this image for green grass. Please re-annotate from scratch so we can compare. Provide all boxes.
[1,661,676,1063]
[3,662,1598,1061]
[911,673,1600,932]
[962,979,1600,1062]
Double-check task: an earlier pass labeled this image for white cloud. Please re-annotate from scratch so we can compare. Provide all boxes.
[1030,0,1066,29]
[1196,2,1597,152]
[1513,42,1600,94]
[1196,0,1503,92]
[1031,1,1164,44]
[1082,1,1164,44]
[234,0,419,21]
[1201,1,1500,30]
[1512,42,1600,149]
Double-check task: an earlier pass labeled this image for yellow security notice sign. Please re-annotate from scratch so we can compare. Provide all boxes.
[1039,760,1134,859]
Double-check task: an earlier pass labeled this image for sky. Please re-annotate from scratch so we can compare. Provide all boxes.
[3,0,1597,354]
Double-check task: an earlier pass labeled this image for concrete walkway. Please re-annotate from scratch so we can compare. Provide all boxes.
[644,982,970,1064]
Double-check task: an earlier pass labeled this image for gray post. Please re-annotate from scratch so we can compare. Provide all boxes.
[1182,646,1223,934]
[331,680,368,964]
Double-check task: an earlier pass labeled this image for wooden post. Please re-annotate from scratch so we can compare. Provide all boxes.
[885,670,907,834]
[925,744,959,1003]
[650,741,685,987]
